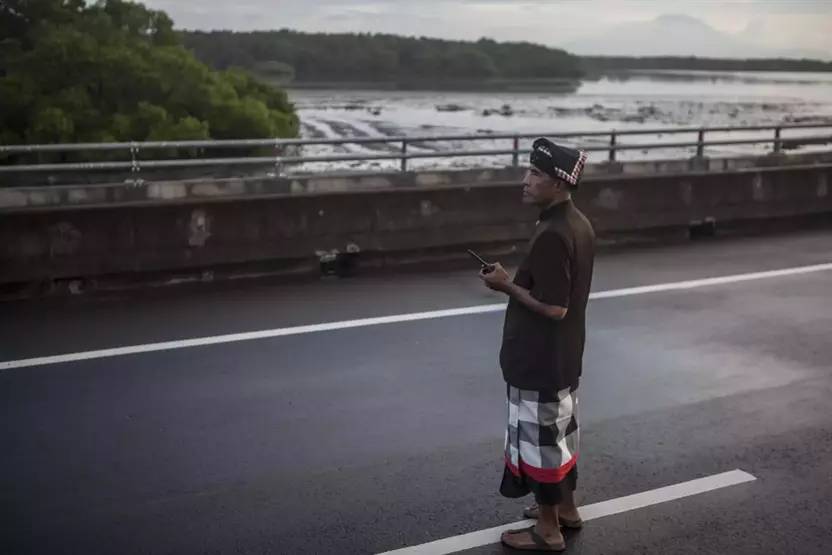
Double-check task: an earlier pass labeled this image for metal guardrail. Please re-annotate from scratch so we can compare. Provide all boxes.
[1,122,831,175]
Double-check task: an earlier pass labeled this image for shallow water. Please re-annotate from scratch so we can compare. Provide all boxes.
[287,71,832,172]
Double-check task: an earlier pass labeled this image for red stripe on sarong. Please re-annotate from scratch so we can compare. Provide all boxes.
[505,453,578,484]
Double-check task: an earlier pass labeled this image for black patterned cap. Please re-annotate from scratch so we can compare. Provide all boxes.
[530,137,588,188]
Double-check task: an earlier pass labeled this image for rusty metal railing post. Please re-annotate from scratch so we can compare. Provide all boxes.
[774,127,782,153]
[400,139,408,172]
[273,138,283,175]
[512,135,519,167]
[608,131,616,162]
[696,129,705,158]
[129,142,141,185]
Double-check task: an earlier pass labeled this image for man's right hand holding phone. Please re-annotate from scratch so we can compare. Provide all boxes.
[467,248,510,290]
[479,262,511,292]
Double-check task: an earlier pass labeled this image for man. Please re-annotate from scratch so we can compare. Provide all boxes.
[480,138,595,552]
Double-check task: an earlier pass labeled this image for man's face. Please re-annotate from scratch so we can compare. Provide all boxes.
[522,165,559,205]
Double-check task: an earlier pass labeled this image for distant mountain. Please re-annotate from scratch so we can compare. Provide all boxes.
[567,14,826,59]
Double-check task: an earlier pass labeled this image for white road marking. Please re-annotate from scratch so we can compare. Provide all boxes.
[2,262,831,371]
[0,304,506,371]
[376,469,757,555]
[588,262,832,299]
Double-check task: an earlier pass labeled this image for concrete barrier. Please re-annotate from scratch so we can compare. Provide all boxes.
[1,153,831,287]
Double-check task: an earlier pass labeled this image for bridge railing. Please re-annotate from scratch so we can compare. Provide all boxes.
[1,122,831,179]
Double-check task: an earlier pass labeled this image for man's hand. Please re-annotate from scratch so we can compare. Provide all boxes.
[479,262,512,292]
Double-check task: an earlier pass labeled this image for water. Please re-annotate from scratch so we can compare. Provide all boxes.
[286,71,832,173]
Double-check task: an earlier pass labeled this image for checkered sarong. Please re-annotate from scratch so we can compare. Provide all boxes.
[501,385,579,504]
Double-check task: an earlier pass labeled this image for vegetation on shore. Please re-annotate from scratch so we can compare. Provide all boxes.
[181,29,832,86]
[182,30,583,83]
[0,0,298,147]
[581,55,832,73]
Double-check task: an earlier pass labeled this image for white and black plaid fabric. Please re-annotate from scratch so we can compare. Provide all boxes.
[504,385,579,487]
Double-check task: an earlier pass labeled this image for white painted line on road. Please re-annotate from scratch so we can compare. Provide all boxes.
[0,304,506,371]
[589,262,832,300]
[376,469,757,555]
[2,262,831,371]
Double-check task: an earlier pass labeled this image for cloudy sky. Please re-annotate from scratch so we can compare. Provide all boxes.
[144,0,832,59]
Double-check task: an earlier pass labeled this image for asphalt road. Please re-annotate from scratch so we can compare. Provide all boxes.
[2,229,831,554]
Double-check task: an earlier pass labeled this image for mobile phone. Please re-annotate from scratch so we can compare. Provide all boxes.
[467,249,494,273]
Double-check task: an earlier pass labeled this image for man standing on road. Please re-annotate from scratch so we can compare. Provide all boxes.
[479,138,595,552]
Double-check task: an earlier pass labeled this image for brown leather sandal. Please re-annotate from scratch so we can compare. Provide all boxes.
[501,525,566,552]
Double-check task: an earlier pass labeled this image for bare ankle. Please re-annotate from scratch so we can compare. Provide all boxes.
[559,500,579,511]
[535,521,562,538]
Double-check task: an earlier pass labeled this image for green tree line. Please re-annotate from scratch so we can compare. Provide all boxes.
[0,0,298,149]
[581,56,832,73]
[181,29,832,84]
[181,30,584,82]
